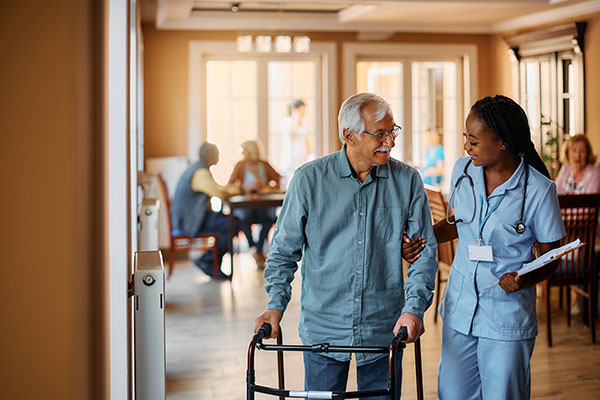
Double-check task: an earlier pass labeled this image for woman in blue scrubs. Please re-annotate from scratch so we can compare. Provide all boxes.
[407,95,565,399]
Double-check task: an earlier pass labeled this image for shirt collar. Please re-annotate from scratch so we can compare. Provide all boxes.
[336,144,390,179]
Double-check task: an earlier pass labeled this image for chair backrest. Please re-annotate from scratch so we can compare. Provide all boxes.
[156,174,173,235]
[424,184,456,266]
[555,193,600,280]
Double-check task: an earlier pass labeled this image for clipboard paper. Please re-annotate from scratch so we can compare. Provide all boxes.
[485,239,584,290]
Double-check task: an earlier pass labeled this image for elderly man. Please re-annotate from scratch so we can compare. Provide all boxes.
[254,93,438,399]
[170,143,240,278]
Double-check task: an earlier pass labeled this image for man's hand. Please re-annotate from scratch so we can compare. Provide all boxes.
[393,312,424,343]
[402,234,425,263]
[254,309,283,339]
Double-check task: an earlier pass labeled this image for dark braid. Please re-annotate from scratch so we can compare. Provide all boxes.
[471,95,550,179]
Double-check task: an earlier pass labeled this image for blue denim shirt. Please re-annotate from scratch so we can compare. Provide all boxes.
[264,146,438,365]
[440,156,565,340]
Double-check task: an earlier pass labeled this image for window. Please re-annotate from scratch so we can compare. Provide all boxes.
[189,41,336,186]
[348,42,476,192]
[507,22,586,178]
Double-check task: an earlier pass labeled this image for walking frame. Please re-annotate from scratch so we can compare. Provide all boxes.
[247,324,424,399]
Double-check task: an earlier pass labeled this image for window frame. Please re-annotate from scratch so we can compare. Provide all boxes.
[188,40,337,163]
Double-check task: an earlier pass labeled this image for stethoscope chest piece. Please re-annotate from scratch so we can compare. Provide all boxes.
[514,222,526,234]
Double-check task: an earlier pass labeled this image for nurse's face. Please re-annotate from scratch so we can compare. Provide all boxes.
[463,111,505,168]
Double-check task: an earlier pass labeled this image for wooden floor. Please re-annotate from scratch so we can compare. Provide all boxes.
[165,255,600,399]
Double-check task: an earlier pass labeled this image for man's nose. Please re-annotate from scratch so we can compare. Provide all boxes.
[384,134,396,147]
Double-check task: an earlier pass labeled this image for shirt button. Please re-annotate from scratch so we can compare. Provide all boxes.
[354,325,358,330]
[358,240,363,245]
[356,270,361,274]
[359,212,364,216]
[355,298,359,302]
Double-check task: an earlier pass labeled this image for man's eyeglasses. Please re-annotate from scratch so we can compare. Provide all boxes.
[362,124,402,141]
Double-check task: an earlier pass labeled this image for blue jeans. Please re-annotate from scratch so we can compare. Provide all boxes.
[233,207,276,252]
[303,352,402,400]
[193,211,235,278]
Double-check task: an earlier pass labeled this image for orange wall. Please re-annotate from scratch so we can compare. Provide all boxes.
[490,13,600,153]
[585,14,600,153]
[142,26,496,158]
[0,1,99,398]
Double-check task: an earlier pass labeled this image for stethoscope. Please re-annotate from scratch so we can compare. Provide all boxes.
[446,159,529,234]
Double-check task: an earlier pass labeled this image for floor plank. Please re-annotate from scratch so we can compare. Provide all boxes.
[165,255,600,399]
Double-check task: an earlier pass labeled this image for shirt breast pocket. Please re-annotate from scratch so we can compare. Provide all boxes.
[374,207,404,242]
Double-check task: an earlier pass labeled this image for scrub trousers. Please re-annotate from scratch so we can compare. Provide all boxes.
[438,324,535,400]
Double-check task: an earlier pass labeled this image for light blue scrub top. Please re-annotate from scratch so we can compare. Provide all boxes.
[440,156,565,340]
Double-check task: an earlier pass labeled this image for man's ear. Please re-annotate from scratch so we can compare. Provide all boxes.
[343,128,354,144]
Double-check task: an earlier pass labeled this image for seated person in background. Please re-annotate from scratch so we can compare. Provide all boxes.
[555,134,600,194]
[554,134,600,315]
[228,140,281,268]
[171,143,241,278]
[420,131,444,186]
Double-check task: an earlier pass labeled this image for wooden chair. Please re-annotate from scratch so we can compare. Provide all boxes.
[157,174,220,278]
[539,193,599,346]
[424,185,457,322]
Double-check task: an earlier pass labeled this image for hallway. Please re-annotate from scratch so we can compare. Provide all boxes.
[164,255,600,400]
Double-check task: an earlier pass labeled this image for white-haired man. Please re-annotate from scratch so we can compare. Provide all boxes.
[254,93,438,399]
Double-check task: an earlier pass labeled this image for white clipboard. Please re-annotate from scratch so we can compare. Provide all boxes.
[484,239,585,290]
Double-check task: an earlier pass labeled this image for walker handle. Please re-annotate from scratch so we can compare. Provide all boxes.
[396,326,408,342]
[257,323,272,340]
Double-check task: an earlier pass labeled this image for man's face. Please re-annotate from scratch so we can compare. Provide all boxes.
[208,148,220,167]
[351,105,396,167]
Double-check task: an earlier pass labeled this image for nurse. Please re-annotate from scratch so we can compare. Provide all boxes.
[407,95,566,399]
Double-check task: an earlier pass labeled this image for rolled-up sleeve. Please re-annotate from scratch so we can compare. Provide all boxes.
[401,174,438,319]
[264,171,308,313]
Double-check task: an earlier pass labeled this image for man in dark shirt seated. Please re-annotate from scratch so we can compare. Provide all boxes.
[170,143,241,278]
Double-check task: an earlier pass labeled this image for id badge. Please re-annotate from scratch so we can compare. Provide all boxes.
[468,244,494,262]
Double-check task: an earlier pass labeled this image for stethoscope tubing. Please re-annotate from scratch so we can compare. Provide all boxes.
[445,159,528,235]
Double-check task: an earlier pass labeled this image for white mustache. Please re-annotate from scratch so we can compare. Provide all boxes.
[374,146,391,153]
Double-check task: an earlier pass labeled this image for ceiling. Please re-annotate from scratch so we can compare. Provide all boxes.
[141,0,600,34]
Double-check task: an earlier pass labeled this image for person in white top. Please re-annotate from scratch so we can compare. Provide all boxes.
[280,99,313,181]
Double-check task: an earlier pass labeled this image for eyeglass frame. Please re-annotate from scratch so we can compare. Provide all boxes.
[361,124,402,141]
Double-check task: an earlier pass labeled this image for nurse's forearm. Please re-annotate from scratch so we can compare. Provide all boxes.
[433,217,458,243]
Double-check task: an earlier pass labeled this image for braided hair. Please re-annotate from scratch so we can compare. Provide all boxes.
[471,95,550,179]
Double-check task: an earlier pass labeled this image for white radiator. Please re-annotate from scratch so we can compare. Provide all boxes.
[134,251,166,400]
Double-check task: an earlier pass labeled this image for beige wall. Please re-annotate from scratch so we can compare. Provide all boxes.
[0,1,102,398]
[142,26,496,158]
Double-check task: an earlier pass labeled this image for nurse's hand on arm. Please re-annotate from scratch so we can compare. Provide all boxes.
[254,309,283,339]
[402,234,425,263]
[499,240,561,293]
[401,215,459,262]
[393,312,424,343]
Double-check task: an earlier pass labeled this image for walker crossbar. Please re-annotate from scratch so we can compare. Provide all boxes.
[252,385,391,398]
[247,324,423,400]
[258,343,392,353]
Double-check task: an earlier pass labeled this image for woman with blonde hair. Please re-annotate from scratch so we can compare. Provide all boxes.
[228,140,281,267]
[555,134,600,194]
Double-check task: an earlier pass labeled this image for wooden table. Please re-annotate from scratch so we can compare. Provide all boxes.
[225,193,285,278]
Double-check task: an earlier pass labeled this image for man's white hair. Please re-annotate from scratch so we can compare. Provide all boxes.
[338,93,391,143]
